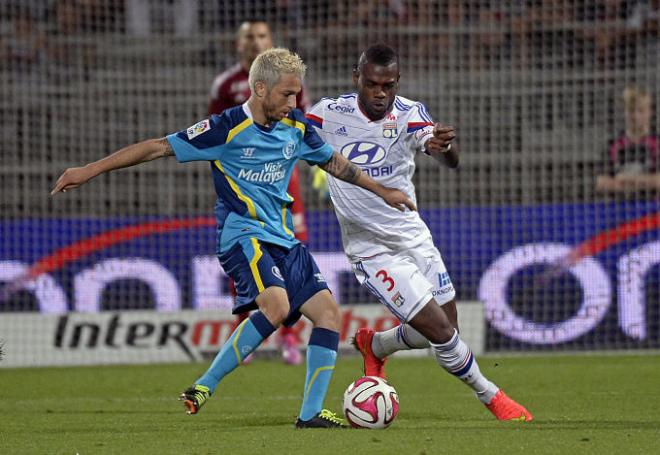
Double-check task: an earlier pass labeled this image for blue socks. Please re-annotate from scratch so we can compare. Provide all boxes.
[194,316,339,419]
[195,312,276,394]
[299,328,339,421]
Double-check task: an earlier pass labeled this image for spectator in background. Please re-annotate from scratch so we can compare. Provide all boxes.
[208,20,309,365]
[577,0,658,68]
[1,8,47,74]
[125,0,197,36]
[54,0,80,35]
[596,86,659,195]
[469,3,506,69]
[47,0,97,82]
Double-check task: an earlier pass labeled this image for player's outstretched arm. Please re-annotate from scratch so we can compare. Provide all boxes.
[425,124,459,168]
[51,138,174,195]
[320,151,416,212]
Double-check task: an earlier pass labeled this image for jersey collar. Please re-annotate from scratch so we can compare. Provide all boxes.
[243,102,279,133]
[356,98,394,124]
[242,102,253,120]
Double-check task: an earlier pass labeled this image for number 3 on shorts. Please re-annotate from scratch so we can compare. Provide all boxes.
[375,269,395,291]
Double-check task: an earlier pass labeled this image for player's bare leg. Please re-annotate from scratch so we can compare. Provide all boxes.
[409,299,533,422]
[440,300,459,331]
[180,286,286,414]
[353,300,459,377]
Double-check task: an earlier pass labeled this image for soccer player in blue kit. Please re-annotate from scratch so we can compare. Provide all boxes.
[51,48,415,428]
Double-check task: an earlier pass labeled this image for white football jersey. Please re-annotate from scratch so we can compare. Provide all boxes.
[307,93,436,260]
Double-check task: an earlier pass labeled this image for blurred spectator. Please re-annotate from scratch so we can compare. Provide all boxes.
[625,0,660,29]
[510,0,576,69]
[126,0,197,36]
[596,86,659,195]
[55,0,80,35]
[469,3,507,69]
[577,0,658,68]
[1,8,47,74]
[355,0,408,26]
[46,0,97,83]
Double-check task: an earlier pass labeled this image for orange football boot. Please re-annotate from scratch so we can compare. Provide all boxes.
[485,390,534,421]
[352,328,387,378]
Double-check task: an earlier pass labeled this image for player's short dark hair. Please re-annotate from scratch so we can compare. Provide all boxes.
[357,44,399,71]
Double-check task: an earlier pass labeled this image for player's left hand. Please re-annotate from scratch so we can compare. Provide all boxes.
[425,124,456,154]
[50,166,95,195]
[380,187,417,212]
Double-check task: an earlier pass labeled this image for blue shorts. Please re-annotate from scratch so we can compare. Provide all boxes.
[218,238,330,327]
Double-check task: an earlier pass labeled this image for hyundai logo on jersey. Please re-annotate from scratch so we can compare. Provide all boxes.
[340,142,387,165]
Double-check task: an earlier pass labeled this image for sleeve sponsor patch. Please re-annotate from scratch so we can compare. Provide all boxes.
[186,119,211,140]
[415,127,434,142]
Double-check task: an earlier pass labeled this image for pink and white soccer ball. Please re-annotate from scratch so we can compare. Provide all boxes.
[343,376,399,429]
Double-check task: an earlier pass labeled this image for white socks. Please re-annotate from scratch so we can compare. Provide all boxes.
[371,326,499,404]
[371,324,430,359]
[430,329,498,404]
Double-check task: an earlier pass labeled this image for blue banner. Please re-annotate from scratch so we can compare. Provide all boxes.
[1,201,658,350]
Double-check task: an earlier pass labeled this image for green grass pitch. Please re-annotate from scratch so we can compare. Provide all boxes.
[2,354,659,454]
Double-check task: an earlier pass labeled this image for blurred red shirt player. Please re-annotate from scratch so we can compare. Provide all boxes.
[208,20,309,365]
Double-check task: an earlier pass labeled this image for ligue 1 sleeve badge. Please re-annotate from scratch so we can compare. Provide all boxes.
[383,122,398,138]
[186,119,211,140]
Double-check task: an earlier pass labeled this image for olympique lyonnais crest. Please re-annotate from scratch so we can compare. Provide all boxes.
[383,122,398,138]
[283,141,296,159]
[391,291,405,307]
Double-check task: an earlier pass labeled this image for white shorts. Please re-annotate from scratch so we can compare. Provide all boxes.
[351,238,456,322]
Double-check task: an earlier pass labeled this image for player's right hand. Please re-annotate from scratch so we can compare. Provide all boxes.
[426,124,456,153]
[381,187,417,212]
[50,166,95,195]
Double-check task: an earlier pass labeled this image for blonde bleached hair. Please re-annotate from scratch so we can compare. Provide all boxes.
[623,86,651,109]
[248,48,306,92]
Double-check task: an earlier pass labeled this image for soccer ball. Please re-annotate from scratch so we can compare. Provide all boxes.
[343,376,399,429]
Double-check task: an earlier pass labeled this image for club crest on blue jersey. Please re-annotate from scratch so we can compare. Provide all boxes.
[283,141,296,159]
[383,122,398,138]
[272,266,284,281]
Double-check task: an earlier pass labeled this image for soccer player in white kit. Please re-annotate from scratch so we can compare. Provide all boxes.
[306,44,533,421]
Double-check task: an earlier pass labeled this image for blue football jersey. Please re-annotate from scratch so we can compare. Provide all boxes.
[167,104,333,253]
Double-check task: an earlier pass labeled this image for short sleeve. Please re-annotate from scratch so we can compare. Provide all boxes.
[167,115,230,162]
[407,103,435,151]
[299,112,333,165]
